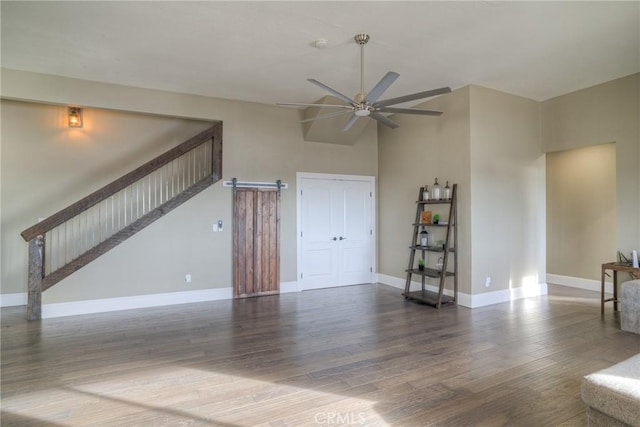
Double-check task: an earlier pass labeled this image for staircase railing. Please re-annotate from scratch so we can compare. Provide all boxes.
[20,122,223,320]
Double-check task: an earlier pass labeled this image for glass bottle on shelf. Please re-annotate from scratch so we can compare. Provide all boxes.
[444,181,451,200]
[432,178,441,200]
[420,227,428,247]
[423,185,430,201]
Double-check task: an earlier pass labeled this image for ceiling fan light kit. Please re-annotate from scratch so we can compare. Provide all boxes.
[278,33,451,131]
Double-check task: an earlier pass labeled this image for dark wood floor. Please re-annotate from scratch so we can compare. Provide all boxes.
[1,284,639,426]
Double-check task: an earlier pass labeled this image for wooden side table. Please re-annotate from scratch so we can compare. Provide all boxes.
[601,262,640,315]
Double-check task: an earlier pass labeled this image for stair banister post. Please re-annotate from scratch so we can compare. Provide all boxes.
[27,234,45,320]
[212,123,223,182]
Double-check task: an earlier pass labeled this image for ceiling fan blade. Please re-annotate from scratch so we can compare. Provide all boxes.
[308,79,357,105]
[277,102,353,109]
[363,71,399,104]
[377,107,443,116]
[300,110,352,124]
[342,114,360,132]
[375,86,452,108]
[370,112,399,129]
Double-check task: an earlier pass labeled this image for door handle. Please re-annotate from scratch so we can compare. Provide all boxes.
[332,237,337,241]
[339,236,347,240]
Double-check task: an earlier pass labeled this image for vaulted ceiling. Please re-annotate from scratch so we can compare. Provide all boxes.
[2,1,639,106]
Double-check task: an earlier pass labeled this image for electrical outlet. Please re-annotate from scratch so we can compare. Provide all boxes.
[485,276,491,287]
[185,274,192,283]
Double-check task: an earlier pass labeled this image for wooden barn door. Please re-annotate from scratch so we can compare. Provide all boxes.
[233,188,280,298]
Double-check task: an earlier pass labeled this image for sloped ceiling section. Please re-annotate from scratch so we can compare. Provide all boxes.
[302,96,370,145]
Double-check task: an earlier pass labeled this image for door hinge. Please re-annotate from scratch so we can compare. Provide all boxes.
[370,229,373,235]
[301,231,303,238]
[301,273,303,279]
[300,190,303,196]
[370,267,373,272]
[370,192,372,197]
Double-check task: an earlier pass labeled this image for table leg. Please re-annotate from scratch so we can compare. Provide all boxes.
[613,270,618,311]
[601,266,606,315]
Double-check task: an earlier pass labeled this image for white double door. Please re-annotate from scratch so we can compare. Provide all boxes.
[298,174,374,290]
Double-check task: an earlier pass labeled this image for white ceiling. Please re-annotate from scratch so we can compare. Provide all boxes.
[1,1,639,106]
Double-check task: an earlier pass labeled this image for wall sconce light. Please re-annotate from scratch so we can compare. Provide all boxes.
[68,107,83,128]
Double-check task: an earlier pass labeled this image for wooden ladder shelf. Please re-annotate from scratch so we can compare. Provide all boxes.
[403,184,458,308]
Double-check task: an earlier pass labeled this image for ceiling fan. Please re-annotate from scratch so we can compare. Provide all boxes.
[278,33,451,131]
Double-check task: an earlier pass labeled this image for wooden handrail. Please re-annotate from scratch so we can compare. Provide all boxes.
[21,122,222,242]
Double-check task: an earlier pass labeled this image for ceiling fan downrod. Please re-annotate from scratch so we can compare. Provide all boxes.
[355,33,369,101]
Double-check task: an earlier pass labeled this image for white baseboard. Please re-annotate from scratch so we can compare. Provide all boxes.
[42,287,234,319]
[1,292,27,307]
[375,273,405,290]
[280,281,301,293]
[376,274,547,308]
[39,281,303,319]
[547,273,611,293]
[5,281,303,318]
[8,274,550,317]
[469,283,548,308]
[377,273,468,306]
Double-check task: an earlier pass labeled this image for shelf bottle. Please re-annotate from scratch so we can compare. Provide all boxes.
[432,178,441,200]
[420,227,428,247]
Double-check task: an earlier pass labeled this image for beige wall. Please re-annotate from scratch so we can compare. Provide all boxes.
[1,101,213,300]
[546,143,616,280]
[378,85,545,300]
[0,69,378,303]
[541,73,639,256]
[3,67,635,306]
[469,86,546,296]
[378,86,472,294]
